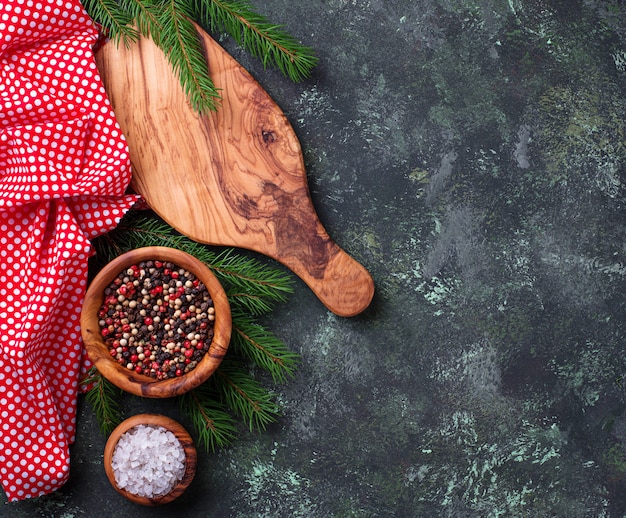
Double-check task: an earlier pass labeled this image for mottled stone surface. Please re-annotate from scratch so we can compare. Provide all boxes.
[4,0,626,516]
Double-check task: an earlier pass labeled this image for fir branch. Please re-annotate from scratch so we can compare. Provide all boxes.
[211,359,280,431]
[210,249,293,312]
[82,367,124,435]
[84,0,317,114]
[179,385,238,451]
[92,212,195,260]
[153,0,222,113]
[231,310,299,383]
[84,0,220,113]
[195,0,318,82]
[118,0,163,42]
[93,212,293,314]
[82,0,139,45]
[229,291,274,315]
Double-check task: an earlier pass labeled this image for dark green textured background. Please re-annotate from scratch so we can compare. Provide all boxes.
[4,0,626,516]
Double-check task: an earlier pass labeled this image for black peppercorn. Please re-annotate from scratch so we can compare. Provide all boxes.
[99,260,216,379]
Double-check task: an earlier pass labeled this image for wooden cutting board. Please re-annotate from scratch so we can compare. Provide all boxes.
[95,25,374,317]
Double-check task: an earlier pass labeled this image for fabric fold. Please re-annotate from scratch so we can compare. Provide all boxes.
[0,0,140,501]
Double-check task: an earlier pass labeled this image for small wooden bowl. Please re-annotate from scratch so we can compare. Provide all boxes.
[104,413,197,506]
[81,246,231,398]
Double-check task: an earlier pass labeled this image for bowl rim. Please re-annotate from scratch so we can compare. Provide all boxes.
[103,413,197,506]
[81,246,231,398]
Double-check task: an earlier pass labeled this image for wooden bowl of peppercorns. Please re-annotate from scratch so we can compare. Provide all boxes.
[81,246,231,398]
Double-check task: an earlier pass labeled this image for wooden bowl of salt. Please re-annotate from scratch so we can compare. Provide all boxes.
[104,414,197,506]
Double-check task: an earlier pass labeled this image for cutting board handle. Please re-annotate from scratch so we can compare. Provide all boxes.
[270,213,374,317]
[308,243,374,317]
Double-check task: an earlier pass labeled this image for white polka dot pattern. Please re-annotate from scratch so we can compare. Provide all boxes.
[0,0,139,501]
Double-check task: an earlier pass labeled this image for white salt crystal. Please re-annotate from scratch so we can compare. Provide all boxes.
[111,424,187,498]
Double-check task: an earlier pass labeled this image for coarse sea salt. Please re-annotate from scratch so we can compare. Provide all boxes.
[111,424,186,498]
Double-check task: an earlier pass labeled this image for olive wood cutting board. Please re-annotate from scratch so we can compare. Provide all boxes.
[95,25,374,317]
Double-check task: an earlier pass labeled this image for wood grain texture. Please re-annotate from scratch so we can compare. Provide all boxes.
[95,25,374,317]
[103,413,197,506]
[81,247,231,398]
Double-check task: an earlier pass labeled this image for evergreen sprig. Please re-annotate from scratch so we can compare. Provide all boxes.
[211,358,280,431]
[178,384,238,451]
[231,310,300,383]
[81,367,124,436]
[210,249,292,315]
[197,0,319,82]
[85,211,298,450]
[82,0,139,45]
[153,1,222,112]
[83,0,317,114]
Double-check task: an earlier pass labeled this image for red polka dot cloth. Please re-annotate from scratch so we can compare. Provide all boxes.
[0,0,140,501]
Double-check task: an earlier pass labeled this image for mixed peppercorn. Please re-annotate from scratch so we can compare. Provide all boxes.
[98,260,215,379]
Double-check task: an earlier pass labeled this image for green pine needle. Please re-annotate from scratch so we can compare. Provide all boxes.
[84,0,317,114]
[231,310,300,383]
[82,367,124,436]
[196,0,318,82]
[179,385,238,451]
[210,359,280,431]
[210,249,293,313]
[116,0,162,46]
[152,1,222,113]
[82,0,139,45]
